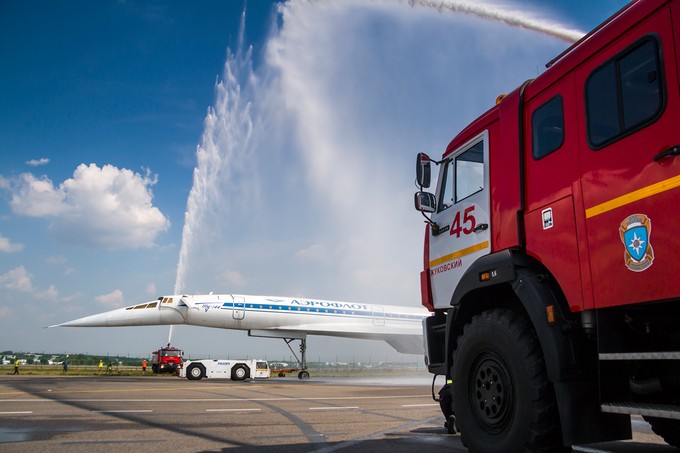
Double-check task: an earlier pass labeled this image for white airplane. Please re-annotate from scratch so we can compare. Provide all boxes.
[52,294,430,378]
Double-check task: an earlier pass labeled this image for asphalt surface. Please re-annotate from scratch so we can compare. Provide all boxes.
[0,374,675,452]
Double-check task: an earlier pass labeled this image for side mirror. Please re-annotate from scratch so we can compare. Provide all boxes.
[416,153,431,188]
[414,191,436,213]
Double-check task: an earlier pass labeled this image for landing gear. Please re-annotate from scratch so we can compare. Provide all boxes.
[282,337,310,379]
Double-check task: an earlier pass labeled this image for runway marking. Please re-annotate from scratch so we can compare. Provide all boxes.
[0,385,250,396]
[572,447,611,453]
[92,410,153,414]
[401,403,439,407]
[205,408,261,412]
[309,406,359,410]
[314,415,442,453]
[0,411,33,414]
[0,394,429,403]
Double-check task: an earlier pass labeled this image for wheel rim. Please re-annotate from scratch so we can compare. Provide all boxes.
[190,368,201,378]
[236,368,245,378]
[468,351,513,434]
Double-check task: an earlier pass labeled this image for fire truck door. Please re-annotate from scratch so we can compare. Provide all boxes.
[428,131,491,307]
[578,15,680,308]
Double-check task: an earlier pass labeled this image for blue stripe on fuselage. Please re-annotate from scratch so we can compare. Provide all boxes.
[192,301,424,322]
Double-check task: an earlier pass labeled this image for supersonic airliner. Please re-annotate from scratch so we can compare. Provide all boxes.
[52,293,430,378]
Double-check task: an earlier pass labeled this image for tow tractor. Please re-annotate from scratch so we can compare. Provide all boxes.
[179,359,270,380]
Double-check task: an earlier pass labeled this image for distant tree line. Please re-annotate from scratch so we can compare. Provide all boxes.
[2,351,146,366]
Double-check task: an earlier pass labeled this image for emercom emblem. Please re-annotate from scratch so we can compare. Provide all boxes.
[619,214,654,272]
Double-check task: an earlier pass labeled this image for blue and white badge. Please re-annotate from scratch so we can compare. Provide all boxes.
[619,214,654,272]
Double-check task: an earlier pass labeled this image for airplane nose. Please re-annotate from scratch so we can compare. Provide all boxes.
[52,299,186,327]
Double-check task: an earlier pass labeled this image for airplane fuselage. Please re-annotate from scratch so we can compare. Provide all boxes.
[54,294,429,354]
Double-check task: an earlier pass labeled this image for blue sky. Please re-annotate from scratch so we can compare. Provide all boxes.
[0,0,629,361]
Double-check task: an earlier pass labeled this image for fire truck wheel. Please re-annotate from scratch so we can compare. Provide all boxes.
[186,363,205,380]
[452,309,562,453]
[232,364,248,381]
[152,364,158,374]
[643,417,680,448]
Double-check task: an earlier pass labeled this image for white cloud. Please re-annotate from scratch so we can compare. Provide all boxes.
[2,163,170,249]
[45,255,66,265]
[220,270,247,288]
[0,233,24,253]
[0,265,60,302]
[294,243,328,263]
[95,289,125,308]
[0,265,34,292]
[26,157,50,167]
[8,173,66,216]
[36,285,58,302]
[0,306,12,318]
[145,282,157,295]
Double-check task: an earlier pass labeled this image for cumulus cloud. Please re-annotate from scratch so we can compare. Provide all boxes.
[26,157,50,167]
[95,289,125,308]
[294,243,328,263]
[2,163,170,249]
[220,270,247,288]
[0,265,58,301]
[0,233,24,253]
[0,266,34,292]
[45,255,67,265]
[145,282,157,295]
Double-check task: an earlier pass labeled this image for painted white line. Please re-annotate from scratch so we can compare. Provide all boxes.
[309,406,359,411]
[205,408,261,412]
[572,447,611,453]
[92,410,153,414]
[0,411,33,415]
[0,395,428,403]
[401,403,439,408]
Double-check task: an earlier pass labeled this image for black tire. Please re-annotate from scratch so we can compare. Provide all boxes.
[151,364,158,374]
[231,364,248,381]
[643,417,680,448]
[452,309,562,453]
[298,370,310,379]
[186,363,205,380]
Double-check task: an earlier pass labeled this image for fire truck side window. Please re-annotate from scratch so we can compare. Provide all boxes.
[532,96,564,159]
[455,140,484,202]
[585,36,664,149]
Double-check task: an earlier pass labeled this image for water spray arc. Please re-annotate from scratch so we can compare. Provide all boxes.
[406,0,583,42]
[168,0,583,350]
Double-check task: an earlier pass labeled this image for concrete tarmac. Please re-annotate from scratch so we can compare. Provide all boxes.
[0,374,675,452]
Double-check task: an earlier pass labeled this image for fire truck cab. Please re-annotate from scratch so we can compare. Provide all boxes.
[415,0,680,451]
[151,346,183,374]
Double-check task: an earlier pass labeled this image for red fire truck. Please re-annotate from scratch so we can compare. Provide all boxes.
[414,0,680,451]
[151,346,183,374]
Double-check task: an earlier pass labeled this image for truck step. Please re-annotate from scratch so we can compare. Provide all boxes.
[599,351,680,360]
[601,402,680,419]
